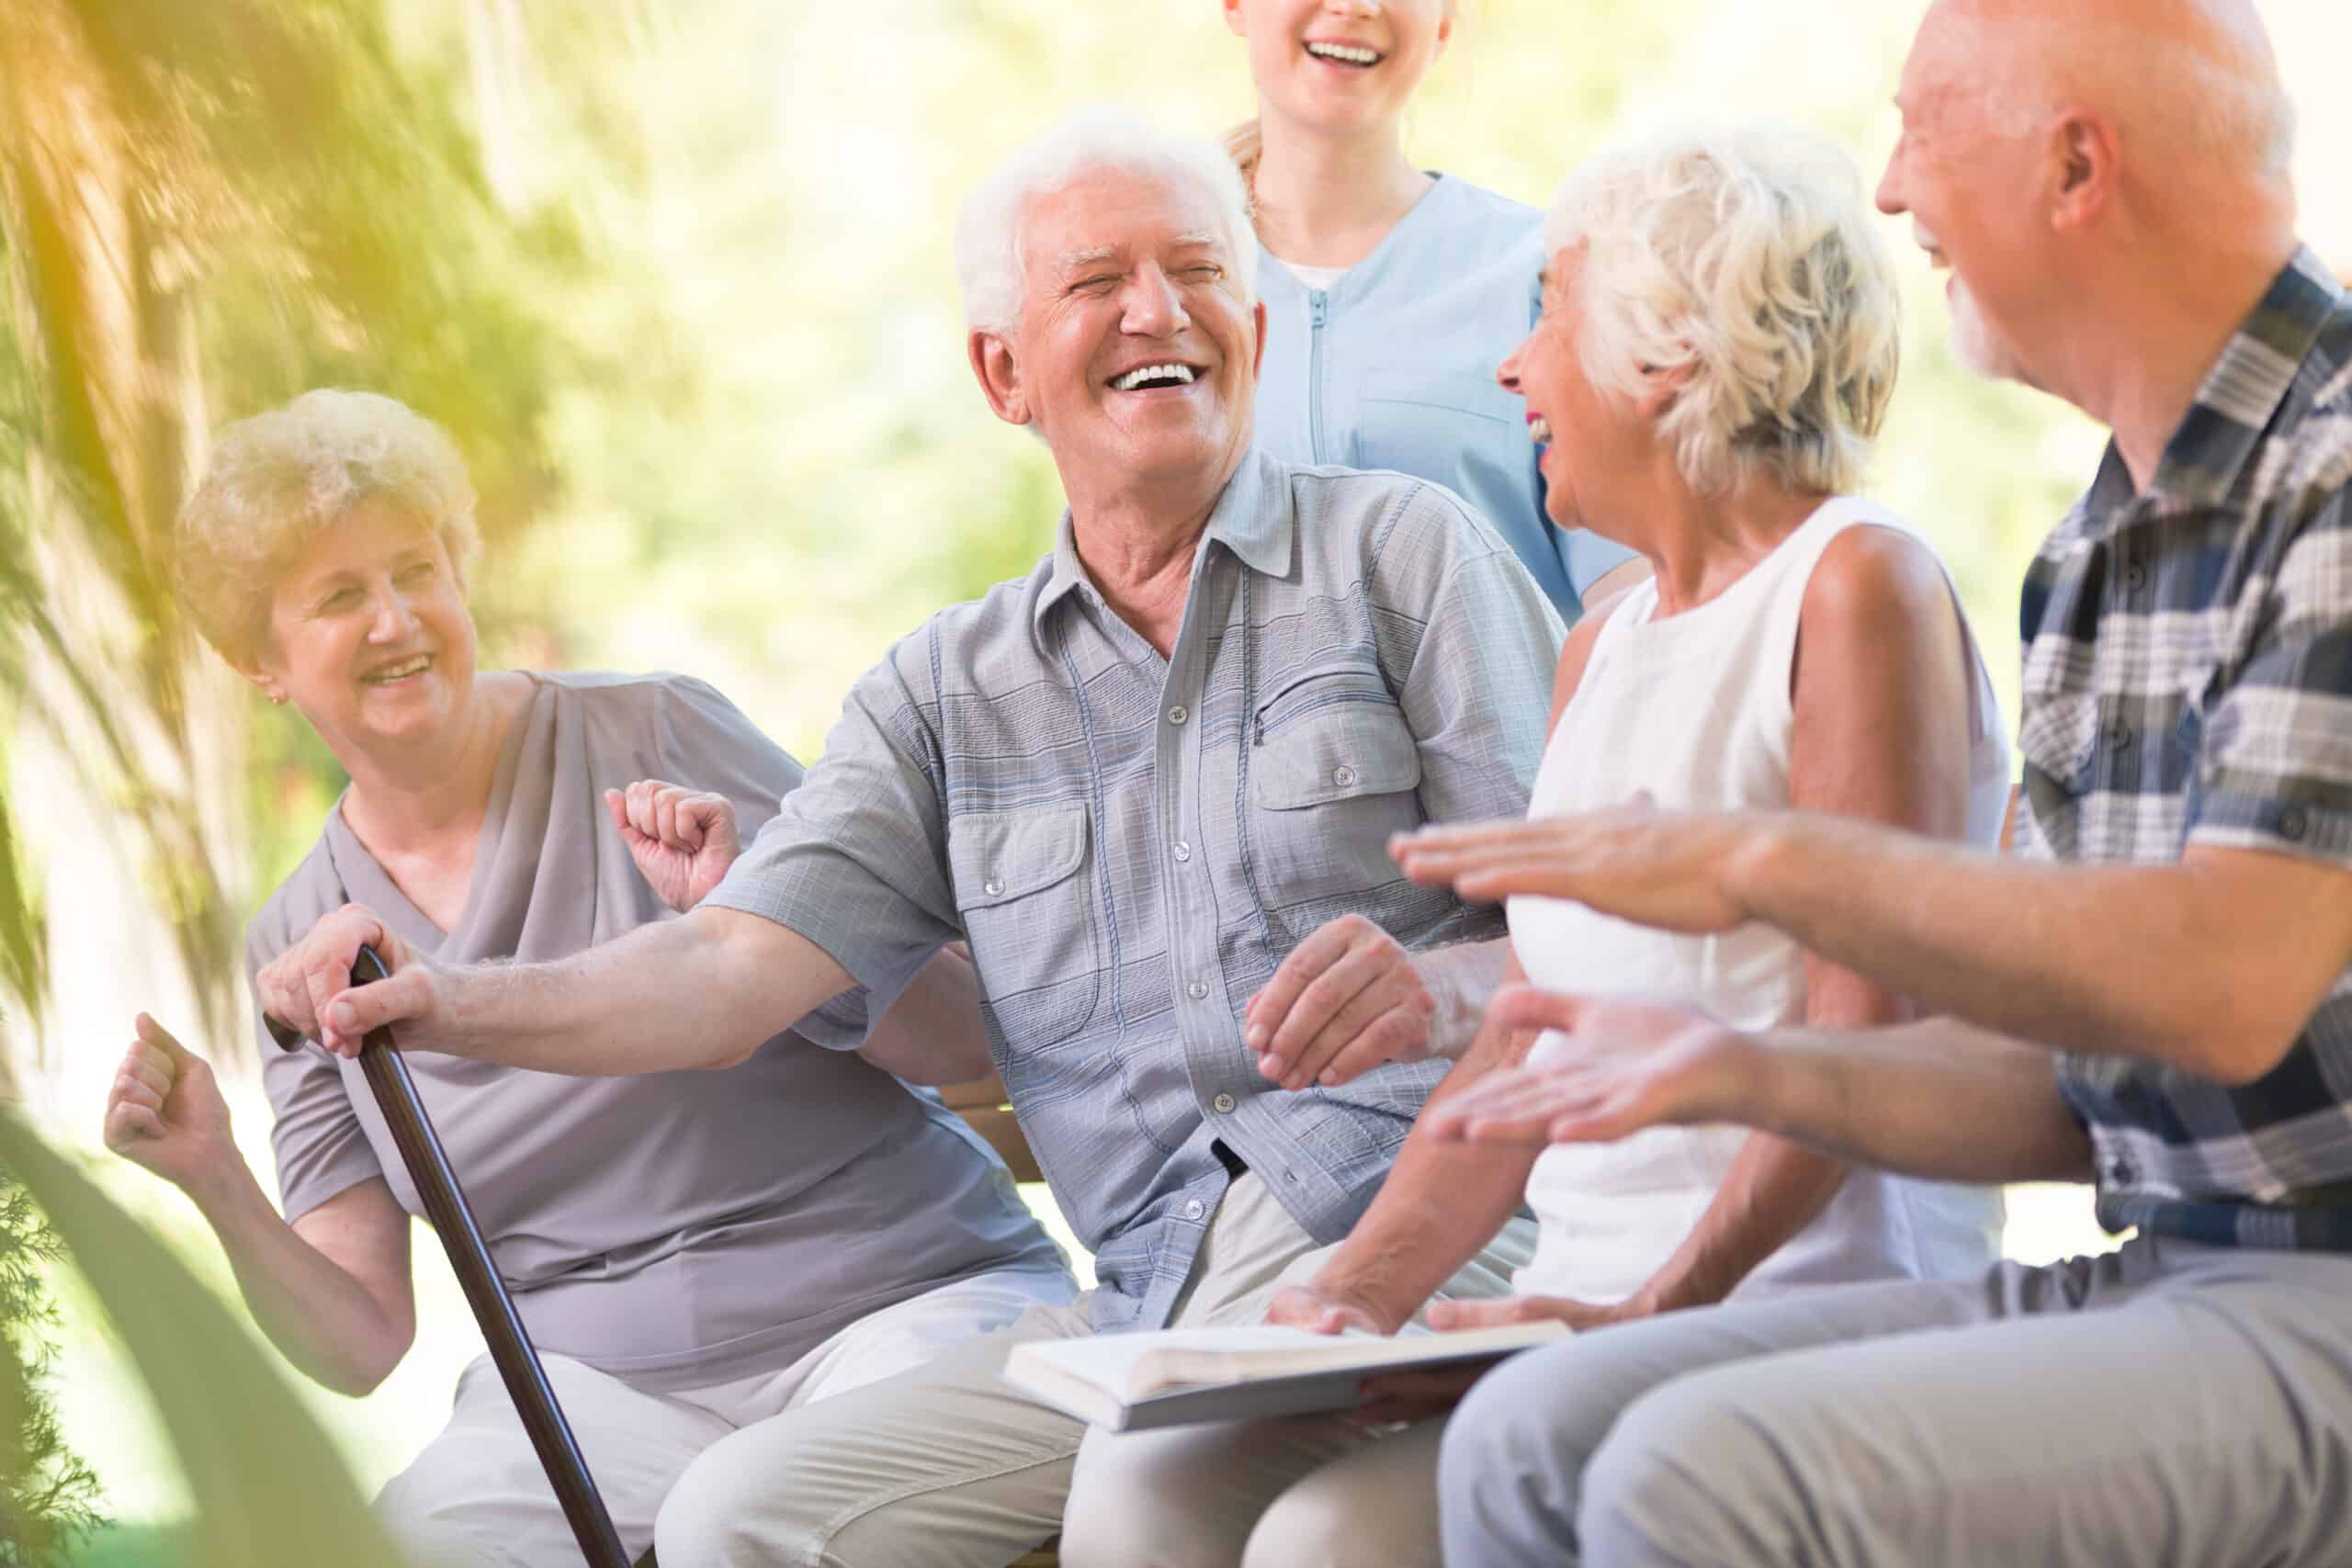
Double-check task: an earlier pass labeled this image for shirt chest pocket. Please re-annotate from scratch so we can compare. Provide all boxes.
[950,804,1101,1049]
[1245,666,1425,914]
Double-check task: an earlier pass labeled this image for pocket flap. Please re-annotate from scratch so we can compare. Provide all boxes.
[1253,709,1423,809]
[950,804,1090,909]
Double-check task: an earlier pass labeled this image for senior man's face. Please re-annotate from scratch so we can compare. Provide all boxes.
[984,169,1264,498]
[1876,2,2051,390]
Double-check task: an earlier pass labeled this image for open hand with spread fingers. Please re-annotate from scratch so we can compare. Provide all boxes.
[1423,987,1764,1148]
[252,902,436,1057]
[102,1013,238,1196]
[1245,913,1439,1089]
[1387,797,1773,936]
[605,779,740,913]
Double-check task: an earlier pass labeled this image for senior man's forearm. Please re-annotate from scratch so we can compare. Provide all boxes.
[436,907,854,1075]
[1729,816,2348,1085]
[1745,1017,2094,1185]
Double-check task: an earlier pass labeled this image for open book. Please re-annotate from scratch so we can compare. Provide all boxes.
[1001,1321,1569,1432]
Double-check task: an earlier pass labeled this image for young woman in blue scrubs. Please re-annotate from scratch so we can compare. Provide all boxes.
[1222,0,1638,618]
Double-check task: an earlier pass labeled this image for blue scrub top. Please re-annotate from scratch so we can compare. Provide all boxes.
[1253,174,1635,619]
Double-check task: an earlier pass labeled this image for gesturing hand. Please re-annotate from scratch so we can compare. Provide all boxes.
[253,902,436,1057]
[1423,987,1764,1147]
[605,779,740,912]
[1245,914,1436,1090]
[1388,798,1771,935]
[102,1013,237,1196]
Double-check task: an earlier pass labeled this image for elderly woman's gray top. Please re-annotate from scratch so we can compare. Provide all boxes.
[707,448,1565,1332]
[253,671,1068,1393]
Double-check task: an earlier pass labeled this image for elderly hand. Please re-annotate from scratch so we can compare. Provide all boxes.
[1424,987,1763,1147]
[254,902,437,1057]
[1389,798,1778,936]
[1245,914,1439,1089]
[605,779,740,912]
[102,1014,238,1197]
[1346,1292,1638,1425]
[1265,1280,1398,1337]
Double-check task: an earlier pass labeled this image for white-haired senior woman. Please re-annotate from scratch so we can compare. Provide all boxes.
[100,389,1071,1565]
[1068,123,2015,1568]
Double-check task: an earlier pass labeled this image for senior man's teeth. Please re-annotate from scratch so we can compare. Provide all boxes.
[1529,416,1553,445]
[1111,363,1197,391]
[1306,41,1380,65]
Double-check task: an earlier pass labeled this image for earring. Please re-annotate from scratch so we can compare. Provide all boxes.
[269,693,287,706]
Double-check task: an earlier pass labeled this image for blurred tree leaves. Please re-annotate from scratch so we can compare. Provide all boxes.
[0,0,572,1055]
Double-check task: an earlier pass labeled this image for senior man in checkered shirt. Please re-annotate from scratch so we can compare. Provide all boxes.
[1389,3,2352,1565]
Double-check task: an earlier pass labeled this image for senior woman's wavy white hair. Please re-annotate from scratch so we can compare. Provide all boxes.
[1544,124,1903,499]
[955,106,1258,334]
[175,389,480,664]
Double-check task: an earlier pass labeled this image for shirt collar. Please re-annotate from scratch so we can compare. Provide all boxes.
[1031,446,1293,633]
[2134,244,2343,513]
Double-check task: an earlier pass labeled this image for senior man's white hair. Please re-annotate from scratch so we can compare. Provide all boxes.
[1544,122,1903,500]
[954,106,1258,335]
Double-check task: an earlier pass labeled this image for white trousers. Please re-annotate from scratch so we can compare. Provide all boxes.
[377,1265,1075,1567]
[641,1173,1535,1568]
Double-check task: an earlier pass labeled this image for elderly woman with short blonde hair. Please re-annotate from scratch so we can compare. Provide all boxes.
[100,389,1072,1564]
[1062,123,2014,1568]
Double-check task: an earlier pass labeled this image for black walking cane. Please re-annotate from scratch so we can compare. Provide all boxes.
[266,947,640,1568]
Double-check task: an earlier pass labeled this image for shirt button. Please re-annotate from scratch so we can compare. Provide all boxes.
[2124,562,2148,592]
[1173,840,1193,863]
[1167,705,1188,726]
[2280,806,2310,841]
[1187,980,1209,1001]
[1332,764,1357,788]
[2104,718,2133,752]
[1212,1092,1236,1114]
[2107,1156,2136,1186]
[983,877,1005,897]
[1182,1199,1205,1221]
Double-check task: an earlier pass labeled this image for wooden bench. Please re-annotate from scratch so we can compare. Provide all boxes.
[940,1068,1043,1183]
[944,1072,1059,1566]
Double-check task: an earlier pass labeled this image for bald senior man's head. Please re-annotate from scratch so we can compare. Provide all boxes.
[1880,0,2299,394]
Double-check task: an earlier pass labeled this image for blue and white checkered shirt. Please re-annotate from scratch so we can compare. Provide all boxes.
[708,446,1563,1326]
[2025,247,2352,1250]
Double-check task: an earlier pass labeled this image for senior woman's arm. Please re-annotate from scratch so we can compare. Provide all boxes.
[104,1015,416,1395]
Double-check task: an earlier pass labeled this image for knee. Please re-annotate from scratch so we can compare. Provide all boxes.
[1579,1379,1783,1568]
[654,1429,818,1568]
[1242,1479,1423,1568]
[1057,1467,1190,1568]
[373,1446,525,1568]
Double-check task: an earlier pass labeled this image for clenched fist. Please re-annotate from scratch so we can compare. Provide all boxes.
[102,1013,236,1196]
[605,779,741,912]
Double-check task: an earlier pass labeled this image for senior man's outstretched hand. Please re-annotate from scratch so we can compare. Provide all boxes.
[254,903,437,1057]
[1424,987,1767,1149]
[1387,798,1774,936]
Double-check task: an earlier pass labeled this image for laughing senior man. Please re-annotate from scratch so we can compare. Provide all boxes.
[1382,3,2352,1565]
[257,107,1557,1567]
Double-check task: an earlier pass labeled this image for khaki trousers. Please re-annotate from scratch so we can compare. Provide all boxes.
[650,1173,1535,1568]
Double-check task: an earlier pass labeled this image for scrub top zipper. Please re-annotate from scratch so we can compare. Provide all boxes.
[1307,289,1330,465]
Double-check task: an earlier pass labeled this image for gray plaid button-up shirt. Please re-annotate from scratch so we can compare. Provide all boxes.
[2024,247,2352,1251]
[707,446,1563,1326]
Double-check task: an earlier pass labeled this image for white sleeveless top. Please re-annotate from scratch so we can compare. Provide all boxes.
[1510,498,2008,1305]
